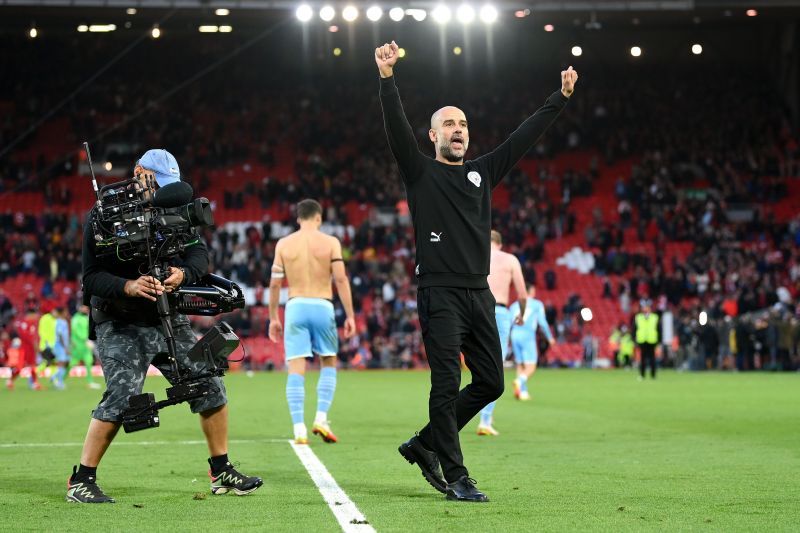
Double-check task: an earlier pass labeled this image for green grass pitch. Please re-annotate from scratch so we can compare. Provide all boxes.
[1,369,798,532]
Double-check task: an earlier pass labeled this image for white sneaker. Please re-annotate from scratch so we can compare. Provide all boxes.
[312,420,339,443]
[88,382,102,390]
[477,424,500,436]
[293,423,308,445]
[519,391,531,401]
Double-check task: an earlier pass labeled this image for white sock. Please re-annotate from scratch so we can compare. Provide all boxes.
[519,375,528,384]
[314,411,327,424]
[293,422,307,438]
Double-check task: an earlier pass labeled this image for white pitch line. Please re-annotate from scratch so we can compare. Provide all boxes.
[289,440,375,533]
[0,438,287,449]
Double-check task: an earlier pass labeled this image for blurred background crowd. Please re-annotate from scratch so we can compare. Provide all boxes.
[1,6,798,382]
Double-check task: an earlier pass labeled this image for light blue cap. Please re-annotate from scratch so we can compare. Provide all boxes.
[137,149,180,187]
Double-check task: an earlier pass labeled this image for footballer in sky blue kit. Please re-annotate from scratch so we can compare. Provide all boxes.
[269,199,357,445]
[51,306,71,390]
[509,287,554,400]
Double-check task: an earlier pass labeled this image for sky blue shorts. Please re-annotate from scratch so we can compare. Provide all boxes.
[495,305,512,359]
[51,344,70,363]
[284,298,338,360]
[511,330,539,364]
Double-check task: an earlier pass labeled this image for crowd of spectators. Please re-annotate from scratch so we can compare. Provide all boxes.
[1,36,799,370]
[0,212,83,284]
[676,305,800,372]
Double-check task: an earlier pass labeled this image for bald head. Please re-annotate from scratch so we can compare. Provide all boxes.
[431,106,466,129]
[428,106,469,164]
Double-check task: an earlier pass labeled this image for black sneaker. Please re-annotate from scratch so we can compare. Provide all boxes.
[209,462,263,496]
[446,476,489,502]
[65,466,115,503]
[398,435,446,494]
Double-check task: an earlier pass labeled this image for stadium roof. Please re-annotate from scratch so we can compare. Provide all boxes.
[0,0,799,9]
[1,0,796,38]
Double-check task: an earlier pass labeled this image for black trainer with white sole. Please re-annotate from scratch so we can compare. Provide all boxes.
[65,466,115,503]
[209,463,263,496]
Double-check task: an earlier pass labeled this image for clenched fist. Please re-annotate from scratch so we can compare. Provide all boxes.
[561,66,578,97]
[375,40,400,78]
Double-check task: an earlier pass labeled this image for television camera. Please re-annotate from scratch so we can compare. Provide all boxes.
[83,142,246,433]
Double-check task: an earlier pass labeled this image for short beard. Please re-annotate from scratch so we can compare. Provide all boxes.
[439,144,464,163]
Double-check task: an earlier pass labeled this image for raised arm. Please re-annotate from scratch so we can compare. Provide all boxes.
[477,67,578,188]
[376,40,425,184]
[330,238,356,339]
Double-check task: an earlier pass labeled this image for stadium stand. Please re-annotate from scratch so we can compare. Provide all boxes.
[1,35,798,371]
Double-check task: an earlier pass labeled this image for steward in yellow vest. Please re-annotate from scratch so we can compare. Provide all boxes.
[634,300,659,379]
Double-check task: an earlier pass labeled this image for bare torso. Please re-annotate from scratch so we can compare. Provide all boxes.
[277,229,337,299]
[488,249,517,305]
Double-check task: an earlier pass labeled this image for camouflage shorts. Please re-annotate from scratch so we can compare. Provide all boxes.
[92,316,227,422]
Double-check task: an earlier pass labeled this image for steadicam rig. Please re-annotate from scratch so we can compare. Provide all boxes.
[83,142,244,317]
[170,273,245,317]
[121,321,241,433]
[82,142,246,433]
[89,173,212,263]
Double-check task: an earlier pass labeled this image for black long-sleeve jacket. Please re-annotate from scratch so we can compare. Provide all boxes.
[380,75,569,289]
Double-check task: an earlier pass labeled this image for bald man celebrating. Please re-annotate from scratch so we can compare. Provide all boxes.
[377,40,577,502]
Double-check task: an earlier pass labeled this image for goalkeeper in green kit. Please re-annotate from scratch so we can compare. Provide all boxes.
[70,305,101,389]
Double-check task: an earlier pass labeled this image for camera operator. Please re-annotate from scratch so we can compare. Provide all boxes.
[66,149,262,503]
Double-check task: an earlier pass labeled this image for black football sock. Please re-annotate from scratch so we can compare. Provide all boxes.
[209,454,231,475]
[73,463,97,482]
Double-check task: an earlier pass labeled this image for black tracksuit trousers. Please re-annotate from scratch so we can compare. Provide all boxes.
[416,287,505,482]
[640,343,657,378]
